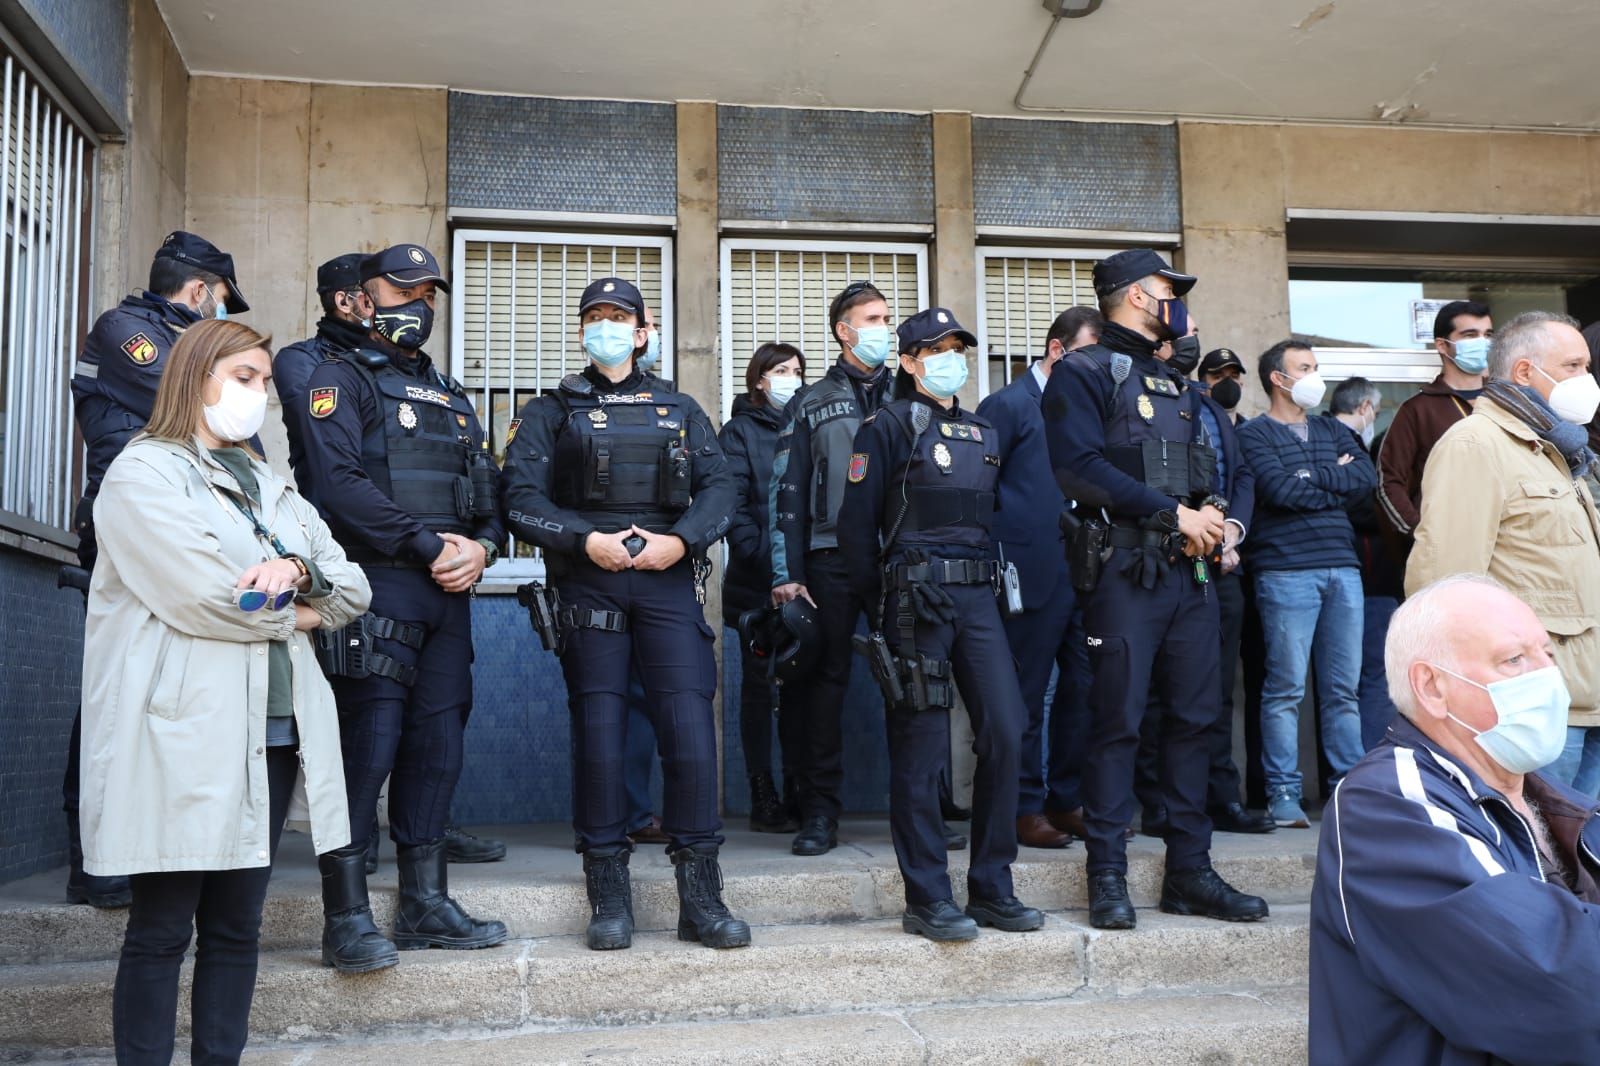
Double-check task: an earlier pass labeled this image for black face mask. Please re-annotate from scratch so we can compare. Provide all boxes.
[372,298,433,350]
[1210,377,1242,410]
[1169,335,1202,375]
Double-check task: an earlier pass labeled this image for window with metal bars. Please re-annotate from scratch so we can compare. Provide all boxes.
[0,43,95,539]
[447,229,673,575]
[975,248,1116,397]
[718,239,927,420]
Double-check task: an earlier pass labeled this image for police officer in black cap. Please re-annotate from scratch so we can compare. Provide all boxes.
[275,253,373,492]
[299,243,508,972]
[61,230,249,908]
[1043,249,1269,930]
[500,276,749,953]
[837,307,1042,942]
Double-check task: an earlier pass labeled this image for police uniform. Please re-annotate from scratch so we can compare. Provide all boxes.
[500,276,749,952]
[1042,249,1268,931]
[836,308,1042,941]
[276,252,370,492]
[299,244,507,969]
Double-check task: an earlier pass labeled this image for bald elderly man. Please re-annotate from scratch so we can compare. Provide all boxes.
[1310,575,1600,1066]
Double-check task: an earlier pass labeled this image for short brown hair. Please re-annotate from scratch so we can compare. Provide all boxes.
[145,319,273,449]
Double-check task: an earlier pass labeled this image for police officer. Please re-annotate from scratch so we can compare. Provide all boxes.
[837,308,1040,941]
[63,230,249,908]
[275,253,372,491]
[500,276,749,953]
[299,244,508,972]
[1043,249,1269,930]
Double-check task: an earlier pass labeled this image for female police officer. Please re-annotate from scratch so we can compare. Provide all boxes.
[500,277,749,952]
[836,308,1042,942]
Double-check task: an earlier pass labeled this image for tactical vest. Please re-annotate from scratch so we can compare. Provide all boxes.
[347,353,480,536]
[1081,345,1216,513]
[550,375,692,531]
[882,401,999,559]
[800,369,878,551]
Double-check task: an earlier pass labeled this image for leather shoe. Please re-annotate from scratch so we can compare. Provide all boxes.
[1045,807,1087,839]
[1160,864,1269,922]
[1140,804,1170,838]
[944,823,968,851]
[791,815,838,856]
[1016,813,1072,849]
[627,816,670,846]
[903,898,979,941]
[1210,802,1276,834]
[1088,869,1136,930]
[444,823,506,863]
[966,894,1044,932]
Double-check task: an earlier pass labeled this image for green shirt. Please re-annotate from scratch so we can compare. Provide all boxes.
[210,448,295,719]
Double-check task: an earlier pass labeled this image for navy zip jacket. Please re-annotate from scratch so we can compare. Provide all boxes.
[719,391,785,625]
[1311,715,1600,1066]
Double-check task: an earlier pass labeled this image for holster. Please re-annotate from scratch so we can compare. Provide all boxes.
[852,631,904,708]
[896,654,954,714]
[313,612,423,686]
[515,580,562,651]
[1064,512,1110,594]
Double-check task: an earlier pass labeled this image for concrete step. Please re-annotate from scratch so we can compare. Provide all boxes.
[35,990,1312,1065]
[0,819,1319,964]
[0,905,1309,1050]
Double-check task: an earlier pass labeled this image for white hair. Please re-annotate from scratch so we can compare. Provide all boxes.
[1486,309,1581,381]
[1385,574,1505,718]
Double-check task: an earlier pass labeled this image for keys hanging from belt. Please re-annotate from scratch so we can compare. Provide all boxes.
[693,556,712,605]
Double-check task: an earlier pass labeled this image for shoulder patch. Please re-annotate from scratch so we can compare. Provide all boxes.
[847,453,869,483]
[309,387,338,419]
[505,418,522,447]
[121,332,158,366]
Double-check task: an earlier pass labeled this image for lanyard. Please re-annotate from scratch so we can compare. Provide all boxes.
[211,482,291,559]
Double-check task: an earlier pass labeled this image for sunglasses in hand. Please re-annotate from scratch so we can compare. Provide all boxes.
[235,587,296,612]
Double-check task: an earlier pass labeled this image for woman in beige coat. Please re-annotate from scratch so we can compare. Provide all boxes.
[81,319,369,1065]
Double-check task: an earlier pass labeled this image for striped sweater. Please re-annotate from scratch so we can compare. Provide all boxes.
[1235,413,1376,572]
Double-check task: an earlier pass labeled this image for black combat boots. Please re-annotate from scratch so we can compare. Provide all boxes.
[392,839,508,950]
[672,844,752,949]
[317,842,399,973]
[748,771,796,833]
[582,846,635,951]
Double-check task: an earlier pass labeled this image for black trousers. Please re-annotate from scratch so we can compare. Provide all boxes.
[556,559,721,853]
[1081,556,1219,875]
[796,548,880,820]
[330,567,471,846]
[738,642,806,786]
[113,746,296,1066]
[1003,570,1091,816]
[886,582,1024,905]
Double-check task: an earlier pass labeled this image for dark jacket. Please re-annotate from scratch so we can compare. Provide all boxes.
[975,365,1070,608]
[1376,374,1477,544]
[1344,425,1404,599]
[274,316,370,493]
[1194,385,1255,552]
[1236,413,1375,572]
[1311,715,1600,1066]
[719,391,785,624]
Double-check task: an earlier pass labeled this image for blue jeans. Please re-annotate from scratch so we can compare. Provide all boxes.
[1358,596,1400,751]
[1546,726,1600,798]
[1255,567,1364,797]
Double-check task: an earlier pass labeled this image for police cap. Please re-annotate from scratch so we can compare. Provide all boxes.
[1199,347,1247,376]
[896,307,978,355]
[578,277,645,320]
[360,244,450,293]
[1092,248,1196,298]
[315,252,366,294]
[153,231,249,313]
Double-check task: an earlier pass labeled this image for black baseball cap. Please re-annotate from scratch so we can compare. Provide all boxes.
[897,307,978,355]
[315,252,365,294]
[1092,249,1196,298]
[360,244,450,292]
[153,231,249,313]
[1199,348,1247,375]
[578,277,645,319]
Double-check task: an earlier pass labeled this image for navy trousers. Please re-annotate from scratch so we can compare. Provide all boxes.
[1004,570,1091,816]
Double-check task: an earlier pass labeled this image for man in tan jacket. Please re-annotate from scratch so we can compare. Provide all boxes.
[1408,310,1600,796]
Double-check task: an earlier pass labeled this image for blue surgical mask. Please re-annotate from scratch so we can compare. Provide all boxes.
[1450,337,1490,375]
[917,350,969,399]
[637,328,661,371]
[846,323,891,367]
[1433,663,1570,775]
[584,320,637,368]
[201,283,228,321]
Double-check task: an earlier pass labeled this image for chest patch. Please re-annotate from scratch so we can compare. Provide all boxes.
[1136,394,1156,423]
[1143,375,1179,398]
[121,332,158,366]
[397,402,419,430]
[309,387,338,419]
[403,384,452,407]
[938,422,983,442]
[932,442,954,472]
[847,453,869,483]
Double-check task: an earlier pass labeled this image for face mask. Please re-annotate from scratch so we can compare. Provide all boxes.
[1143,290,1189,342]
[917,350,969,399]
[637,328,661,371]
[1535,364,1600,425]
[1168,335,1201,375]
[765,373,802,407]
[1433,663,1570,775]
[203,373,268,442]
[584,319,638,368]
[845,323,891,367]
[1278,369,1326,410]
[1449,336,1490,375]
[372,298,433,350]
[198,283,227,321]
[1360,420,1376,448]
[1209,377,1242,410]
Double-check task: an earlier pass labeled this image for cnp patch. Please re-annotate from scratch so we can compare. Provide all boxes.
[309,387,338,419]
[505,418,522,447]
[121,332,157,366]
[847,453,869,483]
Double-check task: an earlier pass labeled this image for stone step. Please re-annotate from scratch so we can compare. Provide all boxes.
[36,990,1312,1065]
[0,819,1319,964]
[0,905,1309,1050]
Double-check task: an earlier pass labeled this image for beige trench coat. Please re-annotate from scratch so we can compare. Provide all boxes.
[80,436,369,875]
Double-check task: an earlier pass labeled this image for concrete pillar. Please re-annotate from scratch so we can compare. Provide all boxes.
[931,111,979,410]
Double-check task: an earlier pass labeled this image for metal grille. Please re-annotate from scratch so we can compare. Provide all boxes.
[976,250,1105,394]
[719,240,927,419]
[0,47,93,533]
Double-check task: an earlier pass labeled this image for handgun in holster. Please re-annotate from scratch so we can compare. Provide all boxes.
[56,565,90,603]
[1062,511,1110,593]
[853,631,904,708]
[313,613,420,686]
[515,580,563,651]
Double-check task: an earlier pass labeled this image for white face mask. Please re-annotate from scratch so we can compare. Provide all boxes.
[203,373,268,442]
[1534,364,1600,426]
[1278,369,1326,410]
[1360,421,1376,449]
[765,373,802,407]
[1432,662,1571,776]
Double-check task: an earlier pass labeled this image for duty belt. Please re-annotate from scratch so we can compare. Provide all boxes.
[1105,526,1171,551]
[890,558,998,587]
[560,606,628,633]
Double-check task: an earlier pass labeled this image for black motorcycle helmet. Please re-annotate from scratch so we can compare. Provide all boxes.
[737,599,821,683]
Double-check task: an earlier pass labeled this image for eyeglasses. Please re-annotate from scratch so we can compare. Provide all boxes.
[236,587,295,612]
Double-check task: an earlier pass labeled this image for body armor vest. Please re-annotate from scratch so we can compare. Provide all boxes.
[883,401,999,558]
[551,375,691,531]
[1082,345,1216,513]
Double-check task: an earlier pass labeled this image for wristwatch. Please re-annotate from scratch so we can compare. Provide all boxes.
[1200,495,1231,516]
[475,538,501,568]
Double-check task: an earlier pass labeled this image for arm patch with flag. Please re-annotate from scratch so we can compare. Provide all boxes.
[121,333,157,365]
[848,453,869,483]
[309,387,338,419]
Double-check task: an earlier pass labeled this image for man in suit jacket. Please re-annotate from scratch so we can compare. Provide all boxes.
[977,306,1103,848]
